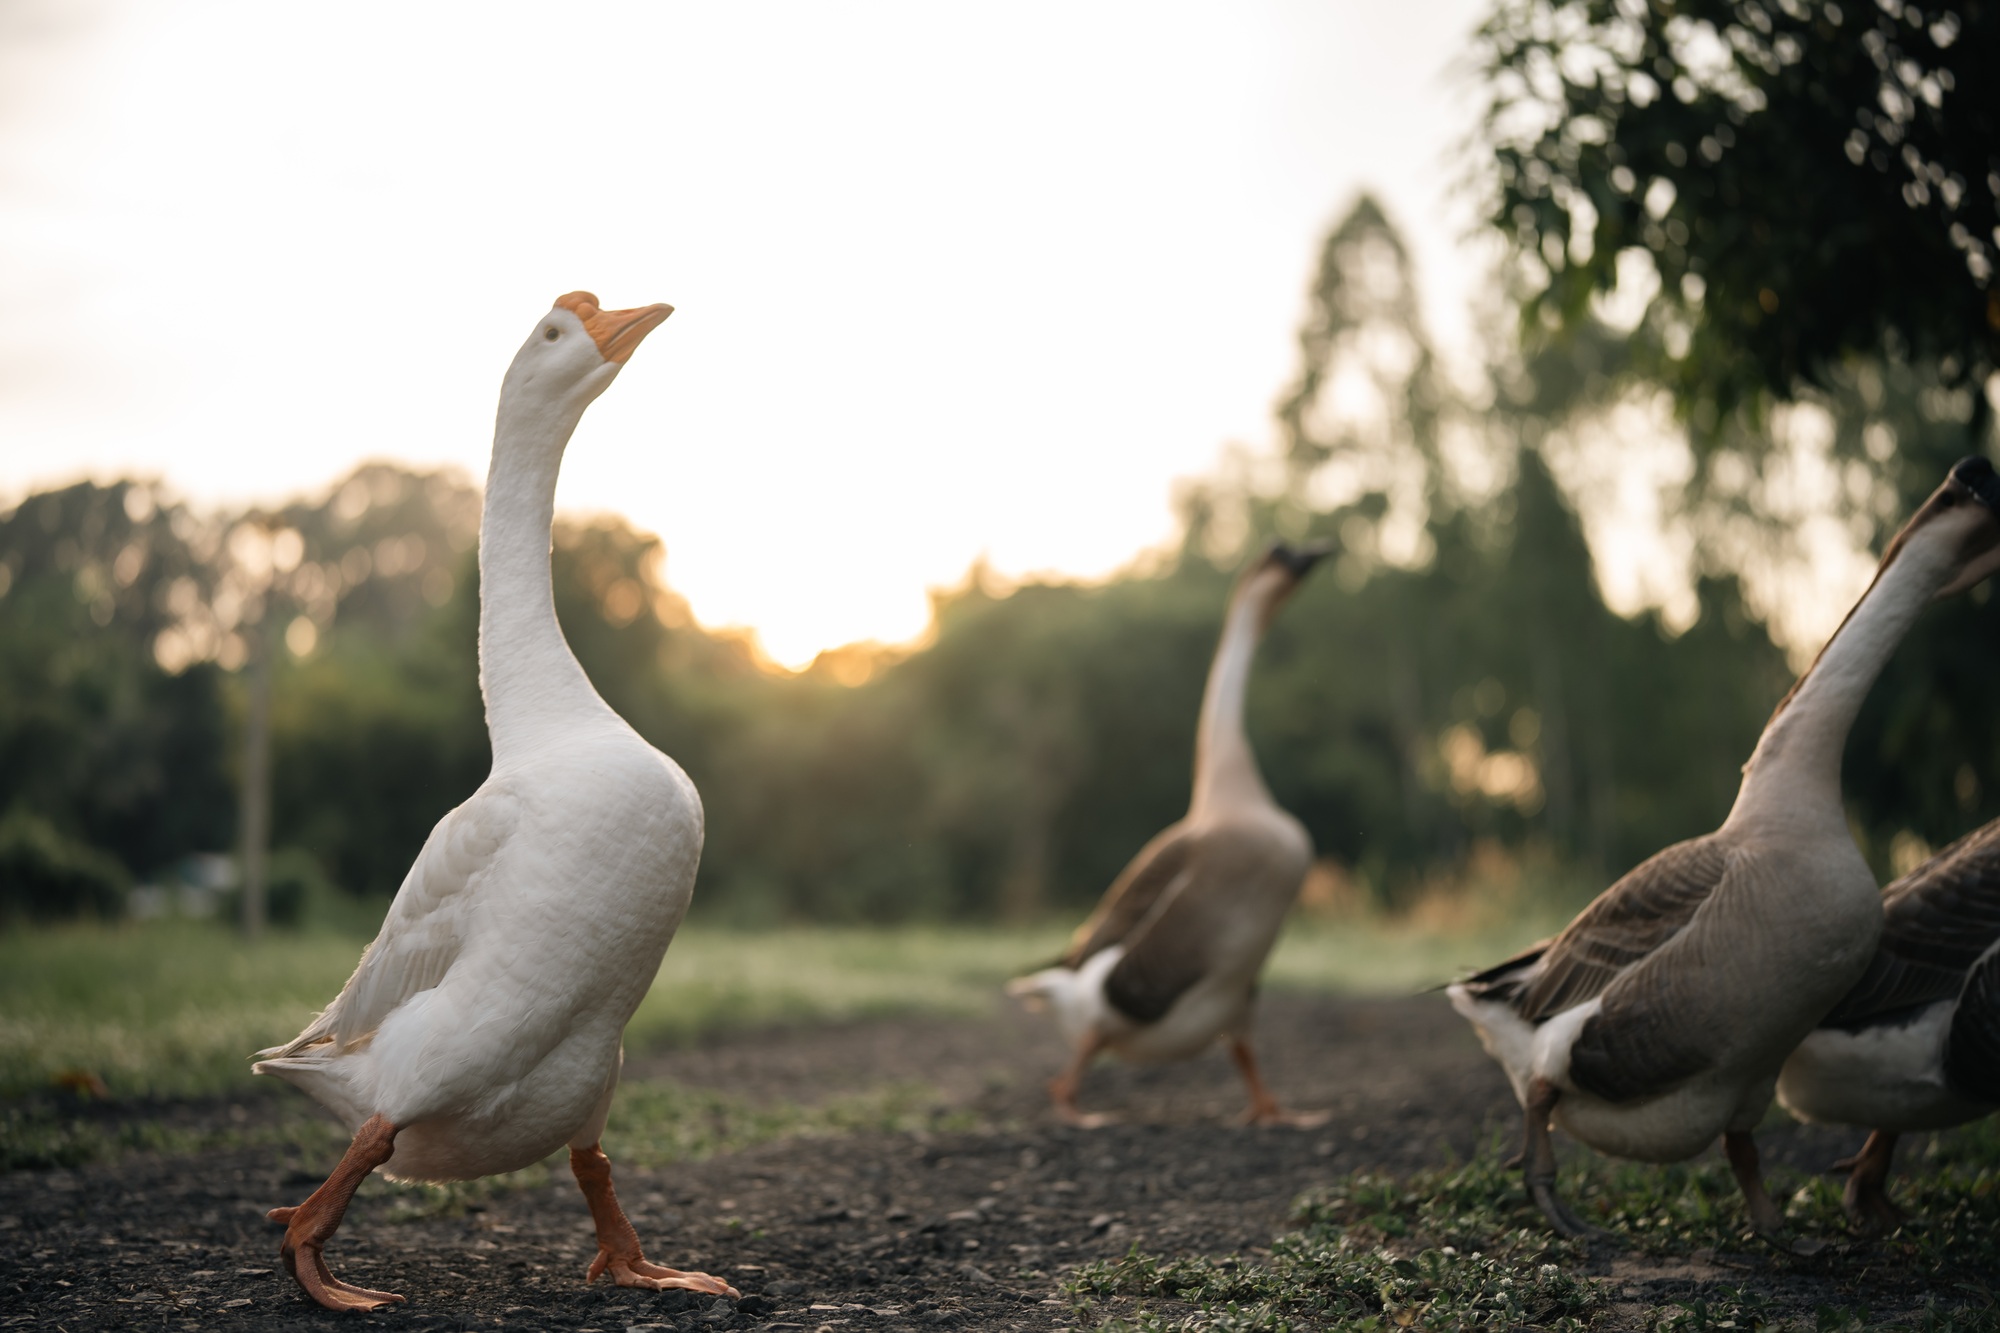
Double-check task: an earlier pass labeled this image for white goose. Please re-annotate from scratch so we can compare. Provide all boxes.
[253,293,737,1311]
[1449,458,2000,1238]
[1009,543,1329,1127]
[1776,817,2000,1230]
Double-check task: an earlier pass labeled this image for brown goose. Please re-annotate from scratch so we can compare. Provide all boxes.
[1776,818,2000,1230]
[1008,541,1328,1127]
[1450,457,2000,1239]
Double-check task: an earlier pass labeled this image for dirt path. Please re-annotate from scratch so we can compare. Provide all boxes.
[0,994,1963,1331]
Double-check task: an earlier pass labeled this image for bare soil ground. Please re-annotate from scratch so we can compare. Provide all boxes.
[0,993,1966,1331]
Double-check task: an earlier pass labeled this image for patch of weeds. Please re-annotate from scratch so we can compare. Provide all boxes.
[1896,1119,2000,1281]
[1091,1304,1299,1332]
[1072,1121,2000,1332]
[1572,1156,1817,1254]
[1070,1151,1599,1332]
[1905,1295,2000,1333]
[1648,1285,1774,1331]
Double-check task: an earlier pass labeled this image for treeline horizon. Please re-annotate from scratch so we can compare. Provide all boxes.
[5,200,1999,927]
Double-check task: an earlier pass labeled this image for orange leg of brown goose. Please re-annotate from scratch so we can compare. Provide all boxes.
[266,1113,404,1312]
[1835,1130,1907,1233]
[1228,1038,1331,1128]
[1049,1030,1113,1128]
[1522,1078,1604,1240]
[1723,1130,1787,1236]
[571,1143,740,1297]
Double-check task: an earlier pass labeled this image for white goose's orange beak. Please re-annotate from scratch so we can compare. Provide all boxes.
[554,291,674,364]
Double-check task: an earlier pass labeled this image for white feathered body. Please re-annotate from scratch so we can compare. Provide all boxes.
[256,718,701,1183]
[1777,1003,1989,1132]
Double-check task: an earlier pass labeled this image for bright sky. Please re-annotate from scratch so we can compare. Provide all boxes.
[0,0,1497,667]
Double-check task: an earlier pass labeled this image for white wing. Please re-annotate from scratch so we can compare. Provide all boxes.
[258,783,517,1059]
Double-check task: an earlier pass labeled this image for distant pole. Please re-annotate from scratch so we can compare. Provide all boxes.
[240,606,272,940]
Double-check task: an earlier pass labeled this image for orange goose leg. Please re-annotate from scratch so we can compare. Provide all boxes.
[1229,1037,1331,1128]
[1835,1129,1907,1233]
[1049,1031,1113,1128]
[266,1113,404,1311]
[571,1143,740,1297]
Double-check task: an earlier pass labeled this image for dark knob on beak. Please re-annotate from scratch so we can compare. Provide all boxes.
[1952,456,2000,510]
[1267,541,1332,578]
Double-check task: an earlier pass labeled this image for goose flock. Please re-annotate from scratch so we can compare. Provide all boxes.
[250,295,2000,1310]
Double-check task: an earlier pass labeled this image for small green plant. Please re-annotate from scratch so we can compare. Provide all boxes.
[1069,1125,2000,1333]
[1650,1285,1775,1331]
[1070,1152,1600,1332]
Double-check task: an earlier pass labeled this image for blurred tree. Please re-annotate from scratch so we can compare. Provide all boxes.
[1277,194,1450,511]
[1478,0,1998,437]
[0,808,129,922]
[0,482,235,888]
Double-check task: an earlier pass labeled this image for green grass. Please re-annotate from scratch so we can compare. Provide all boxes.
[0,910,1550,1106]
[1264,909,1565,997]
[1066,1123,2000,1332]
[0,919,369,1100]
[0,909,1568,1172]
[0,1097,347,1172]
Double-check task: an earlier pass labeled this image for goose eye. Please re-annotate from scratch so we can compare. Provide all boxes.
[544,327,560,342]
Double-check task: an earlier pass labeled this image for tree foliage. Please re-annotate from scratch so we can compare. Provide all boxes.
[1476,0,2000,866]
[1481,0,2000,432]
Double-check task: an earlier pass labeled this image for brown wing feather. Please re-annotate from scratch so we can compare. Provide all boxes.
[1568,993,1717,1103]
[1102,902,1214,1025]
[1103,823,1307,1025]
[1823,819,2000,1028]
[1450,940,1552,1004]
[1515,836,1731,1023]
[1061,824,1198,968]
[1564,845,1783,1103]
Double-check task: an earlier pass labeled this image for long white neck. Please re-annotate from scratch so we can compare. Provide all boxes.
[1190,584,1276,814]
[478,392,617,765]
[1726,534,1952,832]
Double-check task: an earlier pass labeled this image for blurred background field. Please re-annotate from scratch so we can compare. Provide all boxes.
[0,872,1577,1106]
[0,891,1575,1173]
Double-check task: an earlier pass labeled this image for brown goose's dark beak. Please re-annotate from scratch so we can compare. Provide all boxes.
[1951,455,2000,511]
[1269,541,1333,579]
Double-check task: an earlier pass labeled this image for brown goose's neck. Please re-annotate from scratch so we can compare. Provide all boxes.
[1191,584,1276,815]
[1727,532,1953,833]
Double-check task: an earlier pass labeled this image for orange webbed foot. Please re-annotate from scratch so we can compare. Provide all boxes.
[272,1224,405,1312]
[265,1112,403,1312]
[1238,1103,1333,1129]
[570,1141,740,1300]
[588,1247,740,1297]
[1049,1079,1115,1129]
[1054,1105,1116,1129]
